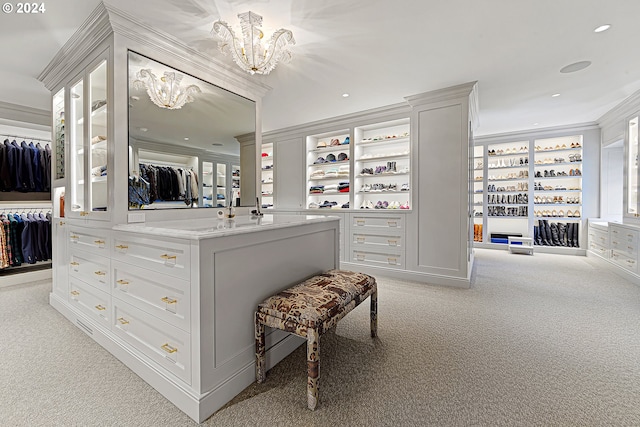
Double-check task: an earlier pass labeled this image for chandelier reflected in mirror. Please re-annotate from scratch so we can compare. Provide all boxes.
[212,11,295,75]
[133,69,201,110]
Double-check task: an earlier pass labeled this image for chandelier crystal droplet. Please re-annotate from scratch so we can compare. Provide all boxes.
[212,11,295,75]
[133,69,201,110]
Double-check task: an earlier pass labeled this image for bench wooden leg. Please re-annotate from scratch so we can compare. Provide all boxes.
[370,290,378,338]
[307,327,320,410]
[255,312,266,383]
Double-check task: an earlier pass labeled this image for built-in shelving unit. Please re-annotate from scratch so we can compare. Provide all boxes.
[260,142,274,209]
[306,131,351,209]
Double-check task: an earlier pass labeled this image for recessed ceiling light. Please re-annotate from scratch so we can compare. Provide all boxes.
[184,137,189,141]
[552,93,561,97]
[342,93,349,98]
[560,61,592,73]
[594,24,611,33]
[139,127,148,132]
[212,143,223,146]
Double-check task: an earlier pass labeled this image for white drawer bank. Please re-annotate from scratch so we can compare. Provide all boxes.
[50,215,340,423]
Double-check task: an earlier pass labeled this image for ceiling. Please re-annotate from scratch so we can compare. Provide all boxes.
[2,0,640,137]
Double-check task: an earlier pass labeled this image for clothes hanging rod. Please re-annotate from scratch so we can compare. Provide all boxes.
[1,134,51,143]
[140,160,194,169]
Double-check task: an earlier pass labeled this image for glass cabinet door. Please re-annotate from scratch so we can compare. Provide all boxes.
[216,163,227,207]
[628,116,639,217]
[202,161,214,207]
[89,60,108,213]
[53,89,65,181]
[69,79,85,214]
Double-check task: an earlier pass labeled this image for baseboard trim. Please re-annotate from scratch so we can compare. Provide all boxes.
[1,268,52,288]
[49,294,303,423]
[586,251,640,286]
[474,241,586,256]
[340,261,471,288]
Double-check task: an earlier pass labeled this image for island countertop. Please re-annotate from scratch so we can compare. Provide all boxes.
[112,214,339,240]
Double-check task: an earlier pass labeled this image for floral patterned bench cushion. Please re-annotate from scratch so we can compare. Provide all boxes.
[257,269,376,329]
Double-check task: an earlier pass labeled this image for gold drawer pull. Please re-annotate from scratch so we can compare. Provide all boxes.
[161,296,177,304]
[356,237,365,243]
[388,257,398,264]
[388,239,398,246]
[356,220,365,226]
[59,221,65,226]
[160,254,177,260]
[117,317,129,325]
[116,279,129,285]
[387,221,398,227]
[94,271,106,276]
[161,343,178,354]
[94,240,105,245]
[613,241,619,245]
[115,245,128,250]
[70,234,79,240]
[628,246,634,250]
[70,261,79,266]
[80,211,89,217]
[70,290,80,296]
[628,234,634,238]
[356,253,365,261]
[95,304,106,311]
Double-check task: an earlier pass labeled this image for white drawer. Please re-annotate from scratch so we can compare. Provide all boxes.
[352,249,405,269]
[352,232,403,249]
[112,260,190,332]
[610,236,637,257]
[588,243,609,259]
[610,226,638,247]
[69,250,110,293]
[610,250,638,274]
[112,234,190,281]
[68,228,110,256]
[112,298,191,385]
[588,229,608,248]
[351,214,404,230]
[69,278,111,328]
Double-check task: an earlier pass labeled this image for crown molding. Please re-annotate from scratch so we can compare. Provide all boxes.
[598,88,640,128]
[0,101,50,127]
[263,102,410,142]
[404,81,478,108]
[474,121,600,144]
[38,2,112,91]
[38,1,272,99]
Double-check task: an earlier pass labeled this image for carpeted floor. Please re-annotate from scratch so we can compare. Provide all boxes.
[2,249,640,426]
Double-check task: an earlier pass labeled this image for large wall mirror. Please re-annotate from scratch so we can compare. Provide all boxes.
[127,51,256,210]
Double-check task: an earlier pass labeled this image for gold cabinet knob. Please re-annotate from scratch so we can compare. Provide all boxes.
[94,271,106,276]
[161,343,178,354]
[70,290,80,296]
[59,221,65,226]
[70,234,79,240]
[161,296,177,304]
[116,279,129,285]
[95,304,106,311]
[70,262,80,266]
[94,240,105,245]
[117,317,129,325]
[115,245,128,250]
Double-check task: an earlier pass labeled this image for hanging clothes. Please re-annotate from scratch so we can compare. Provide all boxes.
[0,139,52,192]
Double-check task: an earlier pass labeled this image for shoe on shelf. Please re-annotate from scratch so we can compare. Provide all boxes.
[400,202,410,209]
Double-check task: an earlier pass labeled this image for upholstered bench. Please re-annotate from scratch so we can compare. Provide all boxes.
[255,269,377,410]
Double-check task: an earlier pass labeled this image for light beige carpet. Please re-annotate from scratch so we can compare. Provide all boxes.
[2,249,640,426]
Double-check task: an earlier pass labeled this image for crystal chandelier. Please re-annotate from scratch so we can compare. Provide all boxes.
[133,69,201,110]
[212,11,295,75]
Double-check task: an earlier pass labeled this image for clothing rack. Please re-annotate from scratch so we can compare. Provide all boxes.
[1,133,51,143]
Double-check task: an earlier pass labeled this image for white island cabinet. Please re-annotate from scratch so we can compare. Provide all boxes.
[50,215,339,422]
